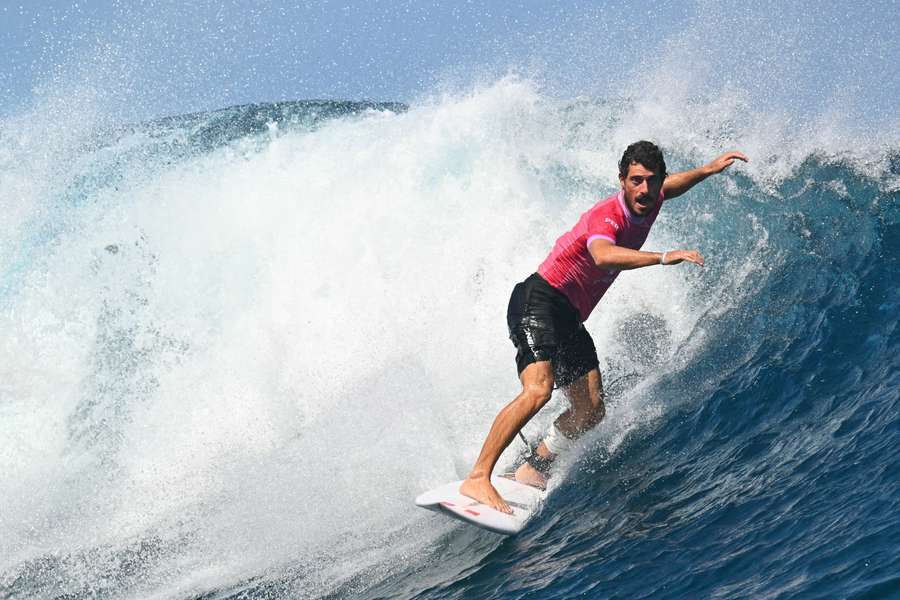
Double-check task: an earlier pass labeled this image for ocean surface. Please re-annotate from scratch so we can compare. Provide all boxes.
[2,80,899,599]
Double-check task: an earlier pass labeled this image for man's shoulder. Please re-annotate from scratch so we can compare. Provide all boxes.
[586,192,625,222]
[581,193,626,239]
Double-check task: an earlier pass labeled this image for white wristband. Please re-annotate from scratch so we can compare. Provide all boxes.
[660,251,668,265]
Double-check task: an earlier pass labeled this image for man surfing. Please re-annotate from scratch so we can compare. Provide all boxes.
[460,141,748,513]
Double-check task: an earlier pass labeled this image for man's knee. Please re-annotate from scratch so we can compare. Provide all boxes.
[521,380,553,411]
[518,362,554,411]
[564,381,605,432]
[583,386,606,425]
[587,399,606,427]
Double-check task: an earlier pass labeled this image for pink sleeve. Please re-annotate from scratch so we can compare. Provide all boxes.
[585,210,620,248]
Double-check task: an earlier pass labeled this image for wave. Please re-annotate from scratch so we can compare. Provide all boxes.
[1,77,898,599]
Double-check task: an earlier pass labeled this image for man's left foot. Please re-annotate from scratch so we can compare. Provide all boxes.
[513,461,548,490]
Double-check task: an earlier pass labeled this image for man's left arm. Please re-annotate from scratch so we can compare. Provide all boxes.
[663,151,749,200]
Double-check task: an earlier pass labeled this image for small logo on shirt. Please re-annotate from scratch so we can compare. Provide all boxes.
[604,217,620,231]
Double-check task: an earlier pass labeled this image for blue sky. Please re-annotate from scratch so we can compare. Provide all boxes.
[3,1,899,124]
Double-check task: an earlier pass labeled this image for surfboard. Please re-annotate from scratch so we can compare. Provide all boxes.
[415,475,547,535]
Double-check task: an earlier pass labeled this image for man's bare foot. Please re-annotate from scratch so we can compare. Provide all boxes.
[514,461,548,490]
[459,476,512,514]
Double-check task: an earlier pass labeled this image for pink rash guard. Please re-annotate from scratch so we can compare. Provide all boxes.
[537,189,665,322]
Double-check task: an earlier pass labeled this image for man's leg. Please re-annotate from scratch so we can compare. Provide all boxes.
[514,368,605,485]
[460,361,555,514]
[556,368,606,437]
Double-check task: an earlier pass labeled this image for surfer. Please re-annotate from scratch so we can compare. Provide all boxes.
[460,141,748,513]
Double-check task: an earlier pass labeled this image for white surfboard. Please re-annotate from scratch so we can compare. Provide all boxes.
[415,475,546,535]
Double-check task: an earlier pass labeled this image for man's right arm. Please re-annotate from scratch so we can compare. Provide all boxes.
[588,239,705,270]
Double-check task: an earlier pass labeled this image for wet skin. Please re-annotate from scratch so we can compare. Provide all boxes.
[620,162,664,217]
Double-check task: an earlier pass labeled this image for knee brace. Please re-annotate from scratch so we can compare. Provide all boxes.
[542,422,574,456]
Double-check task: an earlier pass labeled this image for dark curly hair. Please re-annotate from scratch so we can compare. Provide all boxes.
[619,141,667,179]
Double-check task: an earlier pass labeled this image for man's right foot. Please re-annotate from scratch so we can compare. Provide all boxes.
[459,476,512,514]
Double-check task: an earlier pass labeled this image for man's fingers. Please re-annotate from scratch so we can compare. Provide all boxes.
[714,151,749,172]
[722,151,749,164]
[667,250,704,266]
[685,251,705,267]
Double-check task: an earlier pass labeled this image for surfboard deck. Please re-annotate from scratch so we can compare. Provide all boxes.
[415,475,546,535]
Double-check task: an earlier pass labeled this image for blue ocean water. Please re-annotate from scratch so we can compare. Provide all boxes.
[1,82,898,599]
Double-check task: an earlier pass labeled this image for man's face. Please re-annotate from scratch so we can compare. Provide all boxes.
[619,162,664,216]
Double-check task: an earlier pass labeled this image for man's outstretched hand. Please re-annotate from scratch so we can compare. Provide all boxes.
[662,151,749,199]
[705,151,749,175]
[663,249,705,267]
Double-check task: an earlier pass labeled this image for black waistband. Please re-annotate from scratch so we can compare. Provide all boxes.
[524,273,580,319]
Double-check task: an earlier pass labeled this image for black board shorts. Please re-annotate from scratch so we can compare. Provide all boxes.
[506,273,599,388]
